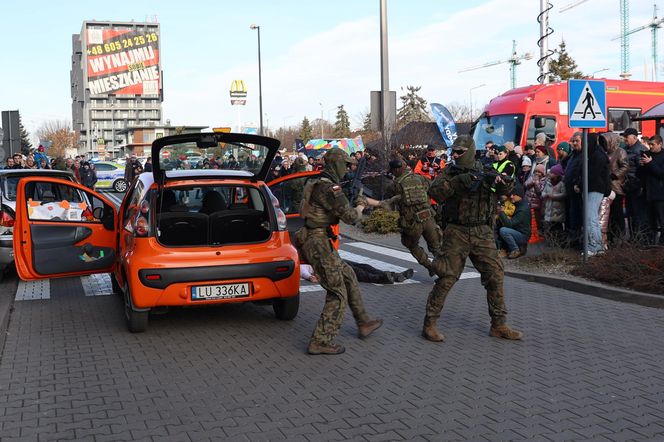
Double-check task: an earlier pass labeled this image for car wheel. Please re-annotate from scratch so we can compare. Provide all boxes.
[113,179,128,193]
[110,273,121,294]
[273,294,299,320]
[123,282,149,333]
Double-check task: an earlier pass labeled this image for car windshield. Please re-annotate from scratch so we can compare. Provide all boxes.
[472,114,525,149]
[159,140,270,174]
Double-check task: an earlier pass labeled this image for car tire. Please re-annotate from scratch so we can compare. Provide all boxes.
[273,294,299,320]
[113,179,128,193]
[110,273,121,294]
[123,282,149,333]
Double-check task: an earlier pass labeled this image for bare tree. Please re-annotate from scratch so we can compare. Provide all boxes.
[445,101,487,123]
[36,120,79,159]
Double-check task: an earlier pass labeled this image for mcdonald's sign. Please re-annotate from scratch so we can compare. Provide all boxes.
[229,79,247,98]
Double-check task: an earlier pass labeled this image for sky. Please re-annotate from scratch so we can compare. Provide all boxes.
[0,0,660,143]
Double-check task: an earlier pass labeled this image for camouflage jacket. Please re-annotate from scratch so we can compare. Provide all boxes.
[429,160,513,227]
[300,176,361,229]
[380,171,432,225]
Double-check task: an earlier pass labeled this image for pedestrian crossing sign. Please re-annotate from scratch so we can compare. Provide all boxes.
[568,79,607,128]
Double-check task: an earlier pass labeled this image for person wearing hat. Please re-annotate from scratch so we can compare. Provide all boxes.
[518,155,533,186]
[621,127,649,240]
[555,142,571,170]
[598,132,628,243]
[414,146,444,180]
[373,158,443,276]
[534,145,557,173]
[541,164,567,245]
[295,148,382,355]
[425,135,523,343]
[496,183,532,258]
[492,144,516,178]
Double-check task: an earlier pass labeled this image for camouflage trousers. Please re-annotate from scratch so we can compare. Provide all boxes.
[301,230,369,345]
[426,224,507,326]
[401,217,443,271]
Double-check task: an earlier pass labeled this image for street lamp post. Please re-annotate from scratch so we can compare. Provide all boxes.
[250,24,264,136]
[469,83,486,121]
[591,67,609,77]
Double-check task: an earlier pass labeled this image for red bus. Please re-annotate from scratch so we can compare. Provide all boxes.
[472,78,664,149]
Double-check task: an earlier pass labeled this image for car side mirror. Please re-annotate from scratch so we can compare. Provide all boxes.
[92,206,104,220]
[93,205,114,230]
[534,117,547,129]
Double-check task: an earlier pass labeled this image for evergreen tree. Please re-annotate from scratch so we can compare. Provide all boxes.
[396,85,431,128]
[548,40,584,82]
[18,114,32,155]
[299,116,313,142]
[333,105,351,138]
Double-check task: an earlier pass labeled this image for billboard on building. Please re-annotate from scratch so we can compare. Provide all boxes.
[84,23,161,96]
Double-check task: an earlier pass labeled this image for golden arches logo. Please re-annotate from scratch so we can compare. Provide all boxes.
[230,80,247,97]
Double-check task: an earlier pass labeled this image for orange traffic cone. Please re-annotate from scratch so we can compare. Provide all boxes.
[529,208,543,244]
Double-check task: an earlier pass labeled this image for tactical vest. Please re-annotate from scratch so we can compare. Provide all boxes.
[396,172,430,210]
[300,177,339,228]
[443,166,497,227]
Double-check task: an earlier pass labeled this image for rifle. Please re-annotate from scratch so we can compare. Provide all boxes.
[449,164,514,192]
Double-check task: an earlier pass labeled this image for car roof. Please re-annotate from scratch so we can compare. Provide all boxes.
[0,169,75,177]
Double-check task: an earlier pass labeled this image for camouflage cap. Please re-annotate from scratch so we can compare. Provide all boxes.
[452,135,475,150]
[325,147,357,165]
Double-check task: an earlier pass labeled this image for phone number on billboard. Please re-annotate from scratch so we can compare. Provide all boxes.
[88,33,158,56]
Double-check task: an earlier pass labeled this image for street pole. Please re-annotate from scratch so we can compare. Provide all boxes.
[111,105,115,160]
[582,128,589,263]
[250,25,264,136]
[379,0,389,199]
[469,84,486,122]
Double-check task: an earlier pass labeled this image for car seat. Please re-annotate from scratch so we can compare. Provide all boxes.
[199,191,227,215]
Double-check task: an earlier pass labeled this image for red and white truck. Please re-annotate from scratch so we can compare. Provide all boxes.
[472,78,664,149]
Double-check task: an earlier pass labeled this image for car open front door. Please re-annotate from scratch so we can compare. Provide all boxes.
[13,177,118,281]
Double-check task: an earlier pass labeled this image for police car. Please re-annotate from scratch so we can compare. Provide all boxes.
[93,161,128,192]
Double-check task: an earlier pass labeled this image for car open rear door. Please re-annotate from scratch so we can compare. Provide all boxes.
[13,177,118,281]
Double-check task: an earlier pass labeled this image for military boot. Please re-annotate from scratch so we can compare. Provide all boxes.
[489,324,523,340]
[307,341,346,355]
[421,316,445,342]
[358,319,383,338]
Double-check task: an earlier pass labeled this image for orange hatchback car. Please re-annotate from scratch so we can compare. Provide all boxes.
[13,133,301,332]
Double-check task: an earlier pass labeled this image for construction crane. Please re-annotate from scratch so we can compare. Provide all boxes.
[613,3,663,81]
[619,0,631,78]
[459,40,533,89]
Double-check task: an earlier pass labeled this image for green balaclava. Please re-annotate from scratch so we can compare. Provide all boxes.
[323,148,356,183]
[452,135,477,169]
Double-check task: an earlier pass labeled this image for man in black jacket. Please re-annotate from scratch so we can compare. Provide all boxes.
[563,132,583,245]
[639,135,664,245]
[621,127,648,241]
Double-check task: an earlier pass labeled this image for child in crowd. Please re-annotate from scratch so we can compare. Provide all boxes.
[541,164,566,245]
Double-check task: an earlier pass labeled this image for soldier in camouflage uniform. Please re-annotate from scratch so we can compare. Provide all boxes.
[423,136,523,342]
[294,148,383,355]
[285,156,308,212]
[377,159,443,276]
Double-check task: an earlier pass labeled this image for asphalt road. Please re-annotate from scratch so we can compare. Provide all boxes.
[1,227,664,440]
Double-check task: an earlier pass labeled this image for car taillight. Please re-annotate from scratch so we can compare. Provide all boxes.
[275,208,287,231]
[270,193,280,209]
[133,200,151,236]
[0,210,14,228]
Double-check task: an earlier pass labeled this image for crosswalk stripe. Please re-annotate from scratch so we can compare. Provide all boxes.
[338,250,409,272]
[345,242,420,263]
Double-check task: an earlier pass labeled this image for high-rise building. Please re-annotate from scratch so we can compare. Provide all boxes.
[71,20,163,158]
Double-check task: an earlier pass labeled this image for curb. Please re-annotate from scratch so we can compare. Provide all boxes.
[341,231,664,309]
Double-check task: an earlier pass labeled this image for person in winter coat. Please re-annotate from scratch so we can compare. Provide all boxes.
[34,145,49,168]
[569,133,611,255]
[525,164,546,235]
[555,142,572,171]
[621,127,649,241]
[563,132,584,245]
[496,183,531,259]
[414,146,443,180]
[80,162,98,189]
[518,156,532,185]
[638,135,664,245]
[541,164,566,245]
[598,132,628,244]
[534,146,557,173]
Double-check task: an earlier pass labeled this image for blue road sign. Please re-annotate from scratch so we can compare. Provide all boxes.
[568,79,607,128]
